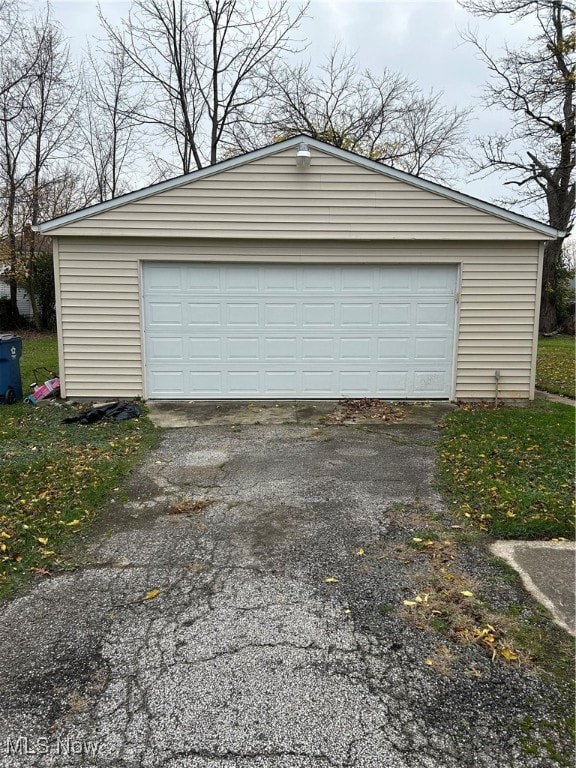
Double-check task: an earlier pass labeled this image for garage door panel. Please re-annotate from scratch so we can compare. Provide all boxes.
[149,370,185,394]
[262,267,298,291]
[341,303,373,326]
[341,337,372,360]
[378,267,412,291]
[303,303,339,326]
[227,303,259,326]
[264,337,298,358]
[148,337,184,360]
[302,337,336,360]
[340,371,372,395]
[228,370,260,392]
[185,266,221,291]
[378,303,411,325]
[188,303,220,325]
[263,370,298,392]
[302,370,335,393]
[378,338,411,360]
[415,303,452,326]
[188,337,222,360]
[148,302,182,326]
[376,371,409,393]
[414,371,450,394]
[415,337,449,360]
[301,268,337,291]
[190,371,222,393]
[146,264,182,291]
[224,267,259,292]
[265,303,298,326]
[341,267,375,291]
[225,337,259,360]
[144,264,457,399]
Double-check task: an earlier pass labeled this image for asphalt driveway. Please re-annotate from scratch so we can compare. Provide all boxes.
[0,404,573,767]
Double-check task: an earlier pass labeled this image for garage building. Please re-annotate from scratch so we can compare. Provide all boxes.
[34,135,561,401]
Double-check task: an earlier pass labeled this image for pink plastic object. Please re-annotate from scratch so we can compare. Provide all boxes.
[28,377,60,404]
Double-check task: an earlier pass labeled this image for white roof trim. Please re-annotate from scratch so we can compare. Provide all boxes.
[33,135,562,238]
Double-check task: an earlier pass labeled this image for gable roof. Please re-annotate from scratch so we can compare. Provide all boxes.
[33,135,561,238]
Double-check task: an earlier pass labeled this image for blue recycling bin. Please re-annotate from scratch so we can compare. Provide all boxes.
[0,334,23,404]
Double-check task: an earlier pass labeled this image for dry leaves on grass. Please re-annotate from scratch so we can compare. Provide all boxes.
[401,572,523,664]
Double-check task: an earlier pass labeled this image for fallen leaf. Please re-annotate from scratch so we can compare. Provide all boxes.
[65,519,81,527]
[425,658,434,666]
[403,600,418,606]
[144,588,159,600]
[460,590,474,597]
[355,548,365,556]
[343,609,351,615]
[324,577,339,584]
[37,537,48,545]
[500,647,518,661]
[412,537,423,542]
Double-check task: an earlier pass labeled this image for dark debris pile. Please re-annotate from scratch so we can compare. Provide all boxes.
[325,398,406,424]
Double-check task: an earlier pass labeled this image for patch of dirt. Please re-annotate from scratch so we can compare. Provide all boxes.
[169,498,212,515]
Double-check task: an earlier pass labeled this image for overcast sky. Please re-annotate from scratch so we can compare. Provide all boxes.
[46,0,540,217]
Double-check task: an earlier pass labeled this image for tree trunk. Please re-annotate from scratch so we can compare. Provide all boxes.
[7,225,21,327]
[539,239,563,334]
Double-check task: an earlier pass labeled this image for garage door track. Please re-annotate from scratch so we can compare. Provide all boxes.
[0,406,573,767]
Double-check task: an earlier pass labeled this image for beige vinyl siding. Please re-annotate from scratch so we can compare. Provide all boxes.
[55,237,541,400]
[48,149,545,240]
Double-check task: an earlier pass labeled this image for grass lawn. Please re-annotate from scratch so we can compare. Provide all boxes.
[437,401,575,540]
[536,335,575,399]
[18,332,59,393]
[0,333,159,599]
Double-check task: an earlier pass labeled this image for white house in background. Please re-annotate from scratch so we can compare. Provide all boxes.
[0,268,33,320]
[33,135,562,402]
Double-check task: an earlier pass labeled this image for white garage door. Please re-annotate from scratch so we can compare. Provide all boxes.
[143,263,457,399]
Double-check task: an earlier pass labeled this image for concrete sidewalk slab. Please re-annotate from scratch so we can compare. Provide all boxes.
[490,541,576,636]
[535,390,576,407]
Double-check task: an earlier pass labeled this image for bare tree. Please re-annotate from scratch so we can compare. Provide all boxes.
[23,20,79,328]
[81,42,142,202]
[0,9,79,328]
[0,1,47,100]
[460,0,575,332]
[239,48,470,183]
[0,1,36,323]
[100,0,308,174]
[395,91,470,180]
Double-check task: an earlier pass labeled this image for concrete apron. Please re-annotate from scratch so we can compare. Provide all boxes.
[146,399,456,428]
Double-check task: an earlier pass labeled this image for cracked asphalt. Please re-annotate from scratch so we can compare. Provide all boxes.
[0,408,573,767]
